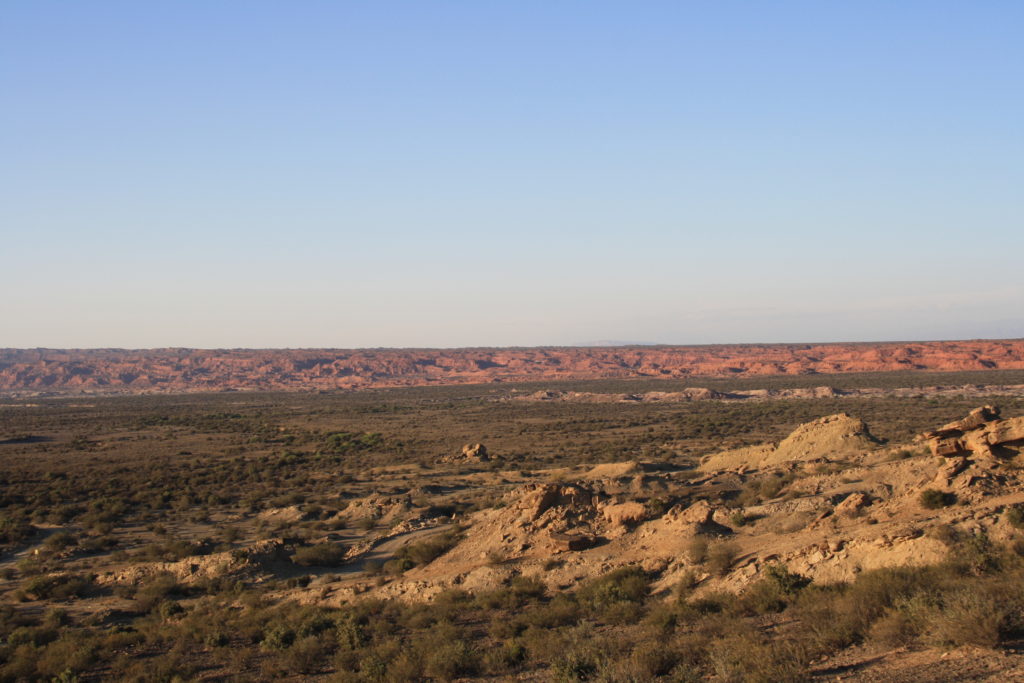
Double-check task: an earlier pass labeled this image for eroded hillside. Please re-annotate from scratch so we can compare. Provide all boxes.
[4,339,1024,394]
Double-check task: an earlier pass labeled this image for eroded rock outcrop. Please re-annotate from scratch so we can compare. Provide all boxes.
[700,413,880,471]
[441,443,495,464]
[921,406,1024,459]
[96,538,294,587]
[313,408,1024,607]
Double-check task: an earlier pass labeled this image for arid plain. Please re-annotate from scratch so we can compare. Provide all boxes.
[4,345,1024,681]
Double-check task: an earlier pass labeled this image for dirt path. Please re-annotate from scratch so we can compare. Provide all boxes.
[338,524,453,575]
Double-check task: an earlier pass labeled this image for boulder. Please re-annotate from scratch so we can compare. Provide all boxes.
[550,532,597,552]
[676,500,715,525]
[835,492,870,517]
[440,443,495,464]
[462,443,489,460]
[934,456,969,486]
[519,483,598,524]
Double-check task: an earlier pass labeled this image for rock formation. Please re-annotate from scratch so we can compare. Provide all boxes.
[920,405,1024,459]
[700,413,880,471]
[340,408,1024,605]
[441,443,495,464]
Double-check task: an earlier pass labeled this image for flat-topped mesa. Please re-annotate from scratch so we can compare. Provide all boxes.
[920,405,1024,459]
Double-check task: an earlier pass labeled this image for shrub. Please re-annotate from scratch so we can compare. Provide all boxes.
[262,624,296,650]
[551,647,601,682]
[1006,505,1024,529]
[577,566,649,608]
[283,635,331,674]
[742,564,810,614]
[158,600,185,620]
[422,638,480,681]
[624,640,680,678]
[517,594,581,629]
[868,610,919,647]
[43,531,77,552]
[477,576,547,609]
[292,543,346,567]
[393,528,463,567]
[926,523,959,545]
[919,489,955,509]
[708,632,810,683]
[672,570,698,605]
[483,639,528,674]
[685,536,709,565]
[707,541,739,576]
[950,532,1001,576]
[729,510,750,527]
[682,590,739,618]
[134,573,185,612]
[22,574,92,601]
[927,585,1018,648]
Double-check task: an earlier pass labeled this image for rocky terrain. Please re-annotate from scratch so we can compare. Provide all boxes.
[307,407,1024,605]
[3,338,1024,394]
[7,385,1024,680]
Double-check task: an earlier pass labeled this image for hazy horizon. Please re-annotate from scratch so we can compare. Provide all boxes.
[4,2,1022,348]
[5,334,1024,353]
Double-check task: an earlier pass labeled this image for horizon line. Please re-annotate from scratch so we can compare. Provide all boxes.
[4,336,1024,353]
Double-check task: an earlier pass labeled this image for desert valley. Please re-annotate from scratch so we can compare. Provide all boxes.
[4,345,1024,681]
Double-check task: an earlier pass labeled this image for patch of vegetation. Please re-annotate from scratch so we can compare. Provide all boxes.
[292,543,347,567]
[919,488,956,509]
[321,431,384,455]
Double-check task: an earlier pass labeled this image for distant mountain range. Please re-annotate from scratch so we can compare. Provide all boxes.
[2,340,1023,395]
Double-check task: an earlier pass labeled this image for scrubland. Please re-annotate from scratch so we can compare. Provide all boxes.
[3,370,1024,681]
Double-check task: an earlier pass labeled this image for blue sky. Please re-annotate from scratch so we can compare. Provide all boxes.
[2,2,1022,348]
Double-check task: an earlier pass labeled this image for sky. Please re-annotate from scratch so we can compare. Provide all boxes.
[2,1,1022,349]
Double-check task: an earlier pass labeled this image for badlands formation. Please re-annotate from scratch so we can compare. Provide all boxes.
[4,339,1024,393]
